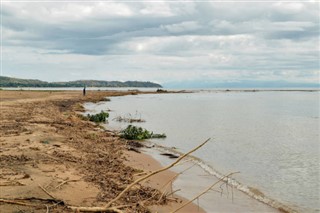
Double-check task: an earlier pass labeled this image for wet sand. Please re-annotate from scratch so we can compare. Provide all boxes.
[0,90,202,212]
[124,150,205,213]
[146,147,281,213]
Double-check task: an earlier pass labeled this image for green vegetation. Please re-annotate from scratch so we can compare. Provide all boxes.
[87,111,109,123]
[0,76,162,88]
[120,125,166,140]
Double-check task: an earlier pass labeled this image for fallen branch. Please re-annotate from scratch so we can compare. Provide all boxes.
[0,197,63,204]
[133,171,148,177]
[0,181,25,186]
[105,138,210,208]
[38,184,57,200]
[0,196,124,212]
[1,197,62,203]
[0,198,36,207]
[46,139,210,212]
[166,189,181,197]
[170,172,239,213]
[67,206,123,213]
[66,204,132,212]
[55,179,80,189]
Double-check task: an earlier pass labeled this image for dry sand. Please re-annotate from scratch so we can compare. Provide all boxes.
[0,90,203,213]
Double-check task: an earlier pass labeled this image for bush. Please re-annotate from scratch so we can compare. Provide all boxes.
[87,111,109,122]
[120,125,166,140]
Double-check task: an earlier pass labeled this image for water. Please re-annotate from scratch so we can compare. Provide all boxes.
[85,90,320,212]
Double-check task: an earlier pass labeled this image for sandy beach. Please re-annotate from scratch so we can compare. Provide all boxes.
[0,90,204,213]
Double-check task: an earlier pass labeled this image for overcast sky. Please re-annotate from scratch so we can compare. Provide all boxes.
[1,0,319,86]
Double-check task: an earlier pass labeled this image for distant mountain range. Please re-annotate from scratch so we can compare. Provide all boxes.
[0,76,162,88]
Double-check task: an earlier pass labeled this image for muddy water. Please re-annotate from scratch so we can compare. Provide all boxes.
[85,90,319,212]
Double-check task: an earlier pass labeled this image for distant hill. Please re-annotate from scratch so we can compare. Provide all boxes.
[0,76,162,88]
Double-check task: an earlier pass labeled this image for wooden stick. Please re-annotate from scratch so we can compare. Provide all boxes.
[0,198,35,207]
[67,206,123,213]
[170,172,239,213]
[0,197,126,212]
[38,184,57,200]
[105,138,210,208]
[133,171,148,177]
[0,181,25,186]
[55,179,80,189]
[166,189,181,197]
[0,197,63,203]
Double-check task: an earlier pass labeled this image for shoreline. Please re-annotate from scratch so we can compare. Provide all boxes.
[86,93,301,213]
[123,149,205,213]
[0,89,300,213]
[0,90,203,212]
[83,93,290,213]
[97,90,315,212]
[144,144,296,213]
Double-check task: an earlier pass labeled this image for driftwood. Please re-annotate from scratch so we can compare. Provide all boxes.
[68,138,210,212]
[67,205,131,212]
[0,197,123,212]
[55,179,80,189]
[38,184,57,199]
[3,139,211,212]
[67,206,123,213]
[0,196,65,213]
[0,181,25,186]
[105,138,210,208]
[0,198,36,207]
[0,197,64,203]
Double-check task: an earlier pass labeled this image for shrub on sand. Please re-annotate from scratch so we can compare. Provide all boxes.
[87,111,109,123]
[120,125,166,140]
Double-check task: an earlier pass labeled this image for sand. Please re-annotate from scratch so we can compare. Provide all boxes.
[0,90,203,212]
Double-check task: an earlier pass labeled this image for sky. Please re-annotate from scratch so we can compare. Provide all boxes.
[1,0,319,87]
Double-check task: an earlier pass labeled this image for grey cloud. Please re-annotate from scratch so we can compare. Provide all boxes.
[3,1,318,54]
[2,1,319,84]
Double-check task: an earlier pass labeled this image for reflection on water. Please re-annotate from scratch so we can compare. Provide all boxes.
[85,91,320,212]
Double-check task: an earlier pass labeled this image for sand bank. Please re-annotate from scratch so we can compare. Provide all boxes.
[0,90,202,212]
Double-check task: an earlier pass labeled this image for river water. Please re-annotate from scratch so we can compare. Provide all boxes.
[85,90,319,212]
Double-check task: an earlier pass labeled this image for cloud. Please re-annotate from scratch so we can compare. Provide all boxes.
[161,21,202,33]
[1,1,319,85]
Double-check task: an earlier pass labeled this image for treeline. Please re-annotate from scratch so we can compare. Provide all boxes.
[0,76,162,88]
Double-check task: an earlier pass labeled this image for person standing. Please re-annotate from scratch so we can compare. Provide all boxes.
[83,86,86,96]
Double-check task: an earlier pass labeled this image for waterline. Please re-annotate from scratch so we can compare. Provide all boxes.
[84,90,319,212]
